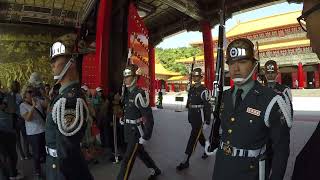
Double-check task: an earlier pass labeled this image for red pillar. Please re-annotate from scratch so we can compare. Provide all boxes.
[201,21,214,90]
[148,45,156,107]
[316,64,320,88]
[298,62,304,89]
[165,81,168,92]
[95,0,112,93]
[171,83,175,92]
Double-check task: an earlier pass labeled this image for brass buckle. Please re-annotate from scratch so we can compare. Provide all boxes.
[222,144,233,156]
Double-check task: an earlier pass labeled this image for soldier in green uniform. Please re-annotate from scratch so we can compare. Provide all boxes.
[212,38,291,180]
[46,33,94,180]
[264,60,293,121]
[117,64,161,180]
[176,68,211,171]
[156,91,163,109]
[264,60,293,177]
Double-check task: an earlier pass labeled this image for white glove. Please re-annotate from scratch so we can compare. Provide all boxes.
[203,124,210,130]
[186,83,191,92]
[139,137,147,145]
[119,118,124,125]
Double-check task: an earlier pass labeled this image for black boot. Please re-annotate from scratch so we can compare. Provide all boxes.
[176,161,189,171]
[148,168,161,180]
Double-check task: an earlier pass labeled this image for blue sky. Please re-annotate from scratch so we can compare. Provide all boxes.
[156,2,303,49]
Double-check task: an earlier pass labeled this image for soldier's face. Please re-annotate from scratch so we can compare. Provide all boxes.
[304,0,320,58]
[193,76,202,83]
[124,76,135,86]
[51,56,67,76]
[229,59,255,84]
[265,72,277,82]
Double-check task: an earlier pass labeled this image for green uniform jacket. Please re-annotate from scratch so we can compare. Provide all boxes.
[123,87,154,142]
[187,84,211,125]
[45,83,93,180]
[212,81,290,180]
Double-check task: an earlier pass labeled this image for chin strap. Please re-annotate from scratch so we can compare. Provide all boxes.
[232,62,259,85]
[266,73,278,83]
[54,58,75,83]
[126,77,137,88]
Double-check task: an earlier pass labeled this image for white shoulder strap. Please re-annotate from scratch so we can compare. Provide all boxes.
[283,88,292,102]
[135,91,149,108]
[201,89,210,101]
[264,95,292,128]
[282,88,293,119]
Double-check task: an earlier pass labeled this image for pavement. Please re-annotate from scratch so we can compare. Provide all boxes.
[16,94,320,180]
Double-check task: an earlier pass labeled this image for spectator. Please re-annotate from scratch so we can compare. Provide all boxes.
[20,84,47,177]
[9,81,32,160]
[92,87,105,110]
[93,87,107,147]
[81,85,92,100]
[81,85,95,145]
[0,85,24,180]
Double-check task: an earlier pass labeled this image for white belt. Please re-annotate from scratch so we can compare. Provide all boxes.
[189,105,204,108]
[46,146,58,157]
[219,142,266,158]
[125,118,142,124]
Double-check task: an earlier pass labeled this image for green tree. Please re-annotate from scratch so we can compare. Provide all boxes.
[155,47,201,75]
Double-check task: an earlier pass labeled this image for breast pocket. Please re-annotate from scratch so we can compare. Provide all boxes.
[245,112,266,136]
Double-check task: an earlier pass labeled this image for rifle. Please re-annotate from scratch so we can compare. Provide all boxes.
[112,113,120,163]
[186,55,196,108]
[189,55,196,90]
[120,33,137,102]
[255,41,262,83]
[205,0,226,155]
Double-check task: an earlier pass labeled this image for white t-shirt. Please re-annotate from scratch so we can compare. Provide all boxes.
[20,99,45,135]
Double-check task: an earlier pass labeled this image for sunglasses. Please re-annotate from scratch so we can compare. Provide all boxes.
[27,90,33,94]
[297,3,320,32]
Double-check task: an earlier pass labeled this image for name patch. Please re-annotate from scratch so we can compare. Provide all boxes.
[246,107,261,117]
